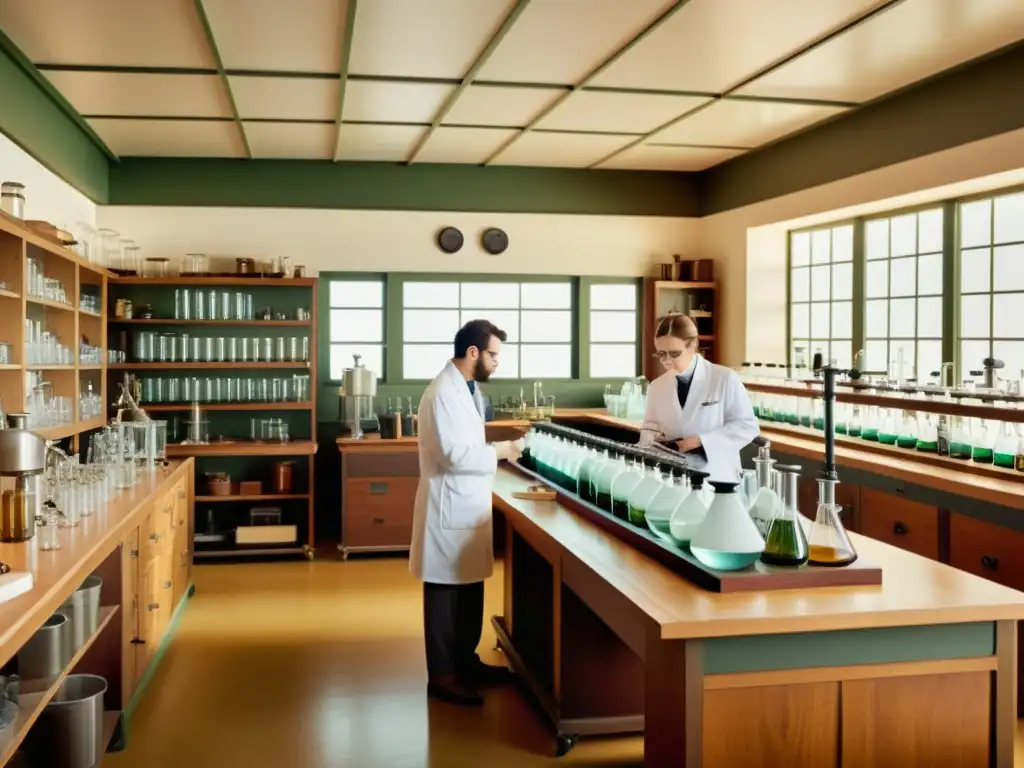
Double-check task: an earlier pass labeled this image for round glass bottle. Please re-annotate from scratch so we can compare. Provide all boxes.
[648,467,690,542]
[592,453,627,513]
[610,457,645,521]
[627,459,665,528]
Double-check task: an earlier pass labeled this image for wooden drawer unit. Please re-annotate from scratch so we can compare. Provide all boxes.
[949,512,1024,592]
[859,487,939,560]
[343,477,418,550]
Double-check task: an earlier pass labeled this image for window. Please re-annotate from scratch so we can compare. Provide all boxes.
[328,279,385,380]
[958,191,1024,377]
[589,282,638,378]
[863,208,945,379]
[401,280,573,380]
[789,224,854,369]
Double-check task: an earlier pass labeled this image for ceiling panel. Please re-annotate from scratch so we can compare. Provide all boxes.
[477,0,676,85]
[342,80,454,124]
[590,0,888,93]
[348,0,517,79]
[443,86,562,127]
[230,76,338,121]
[537,90,710,134]
[650,99,848,148]
[597,143,746,171]
[244,122,335,160]
[416,127,518,163]
[335,123,427,162]
[736,0,1024,103]
[87,119,245,157]
[490,131,635,168]
[44,71,230,118]
[0,0,215,68]
[204,0,346,73]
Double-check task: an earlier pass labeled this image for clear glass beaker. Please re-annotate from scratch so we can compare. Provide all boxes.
[807,502,857,566]
[760,465,809,567]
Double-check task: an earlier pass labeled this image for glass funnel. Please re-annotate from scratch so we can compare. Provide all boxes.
[627,460,665,528]
[760,465,809,567]
[610,457,645,521]
[807,478,857,567]
[592,453,627,513]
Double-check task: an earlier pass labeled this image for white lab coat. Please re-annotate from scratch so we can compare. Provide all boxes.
[639,356,759,482]
[409,361,498,585]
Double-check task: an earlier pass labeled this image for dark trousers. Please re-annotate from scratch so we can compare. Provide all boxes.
[423,581,484,681]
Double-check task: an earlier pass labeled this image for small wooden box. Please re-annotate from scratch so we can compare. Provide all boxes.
[239,480,262,495]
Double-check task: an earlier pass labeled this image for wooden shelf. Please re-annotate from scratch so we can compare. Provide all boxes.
[78,364,105,371]
[25,364,75,371]
[31,415,106,441]
[113,276,315,287]
[0,213,114,278]
[195,493,310,502]
[99,712,121,763]
[0,605,118,764]
[109,361,311,371]
[167,440,318,457]
[143,401,312,412]
[0,289,20,300]
[108,318,311,327]
[25,295,75,313]
[654,281,716,290]
[0,364,20,371]
[193,546,308,559]
[79,309,102,319]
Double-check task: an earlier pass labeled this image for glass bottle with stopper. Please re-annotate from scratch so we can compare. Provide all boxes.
[760,464,809,567]
[748,439,780,537]
[644,465,688,542]
[610,454,645,521]
[689,479,766,571]
[667,469,704,546]
[627,456,666,529]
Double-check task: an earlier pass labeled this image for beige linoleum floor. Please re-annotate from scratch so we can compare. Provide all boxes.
[104,557,644,768]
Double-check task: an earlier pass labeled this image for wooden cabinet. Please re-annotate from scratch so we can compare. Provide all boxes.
[339,442,419,558]
[949,512,1024,592]
[858,487,939,560]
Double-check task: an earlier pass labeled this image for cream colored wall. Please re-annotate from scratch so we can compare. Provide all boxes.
[96,206,698,277]
[0,133,96,232]
[697,127,1024,367]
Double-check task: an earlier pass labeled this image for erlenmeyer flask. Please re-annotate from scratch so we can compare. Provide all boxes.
[807,501,857,567]
[896,408,918,449]
[811,398,824,431]
[915,413,938,452]
[994,421,1016,468]
[578,448,607,503]
[628,460,665,528]
[668,471,706,546]
[877,409,898,445]
[593,453,627,512]
[972,418,994,464]
[610,458,645,521]
[949,416,972,459]
[650,468,689,541]
[760,465,809,567]
[860,405,879,441]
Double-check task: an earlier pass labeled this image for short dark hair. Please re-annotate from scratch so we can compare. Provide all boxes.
[454,319,506,359]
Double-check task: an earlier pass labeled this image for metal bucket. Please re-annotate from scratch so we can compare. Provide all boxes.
[17,611,69,682]
[60,576,102,653]
[26,674,107,768]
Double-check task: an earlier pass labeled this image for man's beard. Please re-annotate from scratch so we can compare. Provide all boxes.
[473,357,491,383]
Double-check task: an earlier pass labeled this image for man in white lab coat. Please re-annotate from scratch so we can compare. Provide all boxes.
[410,319,524,706]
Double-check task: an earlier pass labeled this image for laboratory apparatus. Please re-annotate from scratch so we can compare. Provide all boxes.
[689,480,766,571]
[667,470,706,546]
[748,440,780,536]
[339,354,378,439]
[0,413,45,543]
[627,458,666,528]
[610,456,645,521]
[644,466,689,541]
[760,464,809,567]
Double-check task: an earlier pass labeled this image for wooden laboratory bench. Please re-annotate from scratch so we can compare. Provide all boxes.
[491,466,1024,766]
[0,459,195,765]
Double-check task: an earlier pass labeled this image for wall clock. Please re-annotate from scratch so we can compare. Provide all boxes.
[481,227,508,255]
[437,226,464,254]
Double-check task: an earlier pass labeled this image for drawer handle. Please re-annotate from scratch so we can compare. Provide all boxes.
[147,602,160,612]
[981,555,999,571]
[150,533,161,542]
[373,516,385,524]
[894,487,906,495]
[893,522,909,535]
[369,482,388,495]
[163,580,172,589]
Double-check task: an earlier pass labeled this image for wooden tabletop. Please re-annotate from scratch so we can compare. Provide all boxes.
[0,460,192,668]
[493,467,1024,640]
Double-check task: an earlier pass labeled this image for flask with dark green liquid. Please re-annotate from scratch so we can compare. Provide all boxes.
[993,422,1016,468]
[760,464,809,567]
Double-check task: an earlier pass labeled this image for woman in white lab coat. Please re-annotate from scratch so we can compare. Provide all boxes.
[639,314,759,482]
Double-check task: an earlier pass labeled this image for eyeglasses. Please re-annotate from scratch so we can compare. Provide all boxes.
[654,350,685,360]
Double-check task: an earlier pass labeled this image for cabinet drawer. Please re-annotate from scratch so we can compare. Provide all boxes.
[344,478,417,548]
[949,512,1024,592]
[859,487,939,560]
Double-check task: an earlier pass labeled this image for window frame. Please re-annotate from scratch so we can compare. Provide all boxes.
[324,273,387,382]
[583,277,642,380]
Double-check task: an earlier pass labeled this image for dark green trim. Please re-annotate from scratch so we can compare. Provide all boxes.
[193,0,251,158]
[942,200,957,372]
[332,0,359,162]
[702,622,995,675]
[700,41,1024,214]
[851,218,866,365]
[407,0,531,163]
[107,158,701,216]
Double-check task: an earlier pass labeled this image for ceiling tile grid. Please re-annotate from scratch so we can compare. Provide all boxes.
[536,90,712,135]
[88,118,245,158]
[597,144,747,172]
[44,70,231,118]
[490,131,636,168]
[245,122,336,160]
[229,76,338,122]
[335,123,427,162]
[416,126,519,164]
[443,85,563,128]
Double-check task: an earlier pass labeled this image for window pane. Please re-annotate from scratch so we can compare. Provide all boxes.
[866,219,889,260]
[866,260,888,298]
[791,303,810,338]
[521,282,572,309]
[889,298,915,337]
[810,265,830,301]
[993,244,1024,292]
[917,341,942,380]
[993,341,1024,377]
[589,310,636,343]
[994,192,1024,245]
[832,225,853,262]
[960,294,990,338]
[866,299,888,337]
[330,280,383,308]
[961,340,990,374]
[960,200,992,248]
[811,230,830,264]
[810,303,830,338]
[403,344,451,379]
[404,281,459,308]
[831,302,852,339]
[918,208,943,253]
[993,293,1024,339]
[404,309,460,342]
[590,283,636,310]
[791,232,811,266]
[458,309,520,342]
[830,341,852,369]
[865,340,888,372]
[329,309,383,343]
[917,297,942,338]
[461,282,519,309]
[890,340,914,377]
[891,214,917,257]
[889,257,916,298]
[960,248,991,293]
[791,267,810,302]
[522,344,572,378]
[810,340,830,365]
[491,343,519,379]
[791,341,811,368]
[590,344,635,378]
[330,344,383,380]
[831,262,853,300]
[917,253,943,295]
[521,310,572,342]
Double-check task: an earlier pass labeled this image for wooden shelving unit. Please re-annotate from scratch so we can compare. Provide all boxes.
[107,275,318,562]
[641,277,718,380]
[0,212,110,449]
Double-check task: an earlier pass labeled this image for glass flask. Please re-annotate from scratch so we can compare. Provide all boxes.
[971,418,994,464]
[797,397,810,428]
[807,482,858,567]
[592,453,627,513]
[577,447,607,503]
[760,465,809,567]
[627,459,665,528]
[847,405,862,437]
[834,401,849,435]
[811,398,825,431]
[668,471,705,546]
[785,396,799,426]
[690,480,766,571]
[748,470,781,537]
[610,457,645,521]
[993,421,1016,468]
[1016,429,1024,473]
[896,408,918,449]
[738,469,758,511]
[877,409,898,445]
[915,412,939,452]
[860,405,880,441]
[645,468,688,541]
[949,416,973,459]
[560,441,588,492]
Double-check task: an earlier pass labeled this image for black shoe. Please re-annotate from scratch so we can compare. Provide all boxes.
[427,678,484,707]
[465,660,514,687]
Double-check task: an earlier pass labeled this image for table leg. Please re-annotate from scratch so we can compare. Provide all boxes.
[644,634,702,767]
[995,620,1017,768]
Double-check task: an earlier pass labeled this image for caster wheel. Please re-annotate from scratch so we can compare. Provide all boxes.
[556,734,579,757]
[303,546,315,561]
[339,550,349,561]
